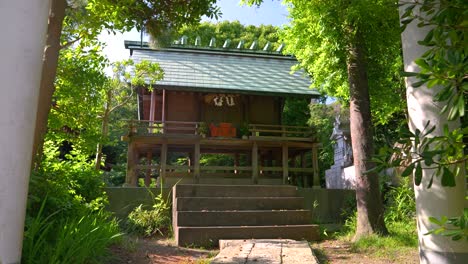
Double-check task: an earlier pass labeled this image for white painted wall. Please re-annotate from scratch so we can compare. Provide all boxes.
[0,1,50,262]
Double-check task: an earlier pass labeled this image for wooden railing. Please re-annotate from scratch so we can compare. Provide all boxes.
[134,164,313,180]
[125,120,315,141]
[127,120,203,136]
[249,124,315,140]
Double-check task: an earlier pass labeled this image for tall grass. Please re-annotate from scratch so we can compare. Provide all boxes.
[22,203,122,264]
[126,186,172,237]
[337,180,418,260]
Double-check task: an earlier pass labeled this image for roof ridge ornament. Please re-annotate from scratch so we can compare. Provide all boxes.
[180,35,188,45]
[263,41,271,51]
[276,43,285,53]
[209,37,216,48]
[223,39,231,49]
[250,40,258,50]
[236,40,245,49]
[195,36,201,46]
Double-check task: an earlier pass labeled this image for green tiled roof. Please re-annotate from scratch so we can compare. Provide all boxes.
[125,41,319,97]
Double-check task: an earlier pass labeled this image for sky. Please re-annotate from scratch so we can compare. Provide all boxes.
[99,0,289,64]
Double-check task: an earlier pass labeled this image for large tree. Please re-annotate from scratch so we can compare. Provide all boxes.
[32,0,220,168]
[245,0,406,238]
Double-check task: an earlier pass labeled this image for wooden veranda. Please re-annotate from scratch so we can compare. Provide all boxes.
[123,120,320,187]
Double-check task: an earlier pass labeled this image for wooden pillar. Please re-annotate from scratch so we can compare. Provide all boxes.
[312,145,320,188]
[234,153,240,174]
[161,89,166,132]
[187,152,192,173]
[282,144,289,184]
[145,152,152,187]
[259,152,264,175]
[252,142,258,184]
[194,142,200,183]
[301,152,308,187]
[125,141,139,186]
[160,143,167,185]
[149,90,156,121]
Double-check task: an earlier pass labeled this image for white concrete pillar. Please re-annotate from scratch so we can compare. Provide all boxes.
[0,1,50,263]
[399,3,467,263]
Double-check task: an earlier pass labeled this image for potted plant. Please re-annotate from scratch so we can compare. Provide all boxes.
[197,122,208,138]
[239,122,250,139]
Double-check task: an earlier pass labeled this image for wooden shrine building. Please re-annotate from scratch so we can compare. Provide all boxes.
[123,40,321,187]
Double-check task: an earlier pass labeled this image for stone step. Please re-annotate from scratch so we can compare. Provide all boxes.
[176,225,320,247]
[174,184,298,198]
[213,239,319,264]
[176,210,312,226]
[175,197,305,211]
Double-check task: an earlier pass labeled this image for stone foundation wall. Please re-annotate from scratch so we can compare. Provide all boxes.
[105,187,355,223]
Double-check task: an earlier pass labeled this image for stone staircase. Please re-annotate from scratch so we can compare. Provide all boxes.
[172,184,320,247]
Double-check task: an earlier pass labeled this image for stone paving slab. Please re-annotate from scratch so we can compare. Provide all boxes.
[212,239,318,264]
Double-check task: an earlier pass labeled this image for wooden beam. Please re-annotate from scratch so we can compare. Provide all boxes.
[282,144,288,184]
[145,152,152,187]
[160,143,167,185]
[312,145,320,188]
[194,142,200,183]
[252,142,258,184]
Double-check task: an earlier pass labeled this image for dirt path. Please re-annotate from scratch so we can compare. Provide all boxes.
[108,236,218,264]
[109,236,418,264]
[311,239,419,264]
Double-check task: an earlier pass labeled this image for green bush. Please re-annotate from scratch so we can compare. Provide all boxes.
[23,142,122,263]
[22,202,122,264]
[28,145,108,218]
[384,179,415,223]
[126,189,172,236]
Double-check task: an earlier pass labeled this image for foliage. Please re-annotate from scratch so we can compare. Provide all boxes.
[28,142,107,218]
[278,0,406,125]
[22,201,121,264]
[308,101,347,184]
[48,47,108,155]
[63,0,221,49]
[372,122,467,188]
[400,0,467,121]
[283,98,310,126]
[347,221,417,260]
[426,206,468,241]
[103,163,127,186]
[341,180,416,239]
[384,179,416,223]
[200,154,235,167]
[126,189,172,237]
[174,20,281,50]
[95,59,164,169]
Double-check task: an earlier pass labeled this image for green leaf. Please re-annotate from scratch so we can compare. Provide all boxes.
[412,80,427,88]
[414,163,422,186]
[401,163,415,177]
[401,71,419,77]
[427,175,434,188]
[441,167,456,187]
[429,216,442,226]
[415,58,430,70]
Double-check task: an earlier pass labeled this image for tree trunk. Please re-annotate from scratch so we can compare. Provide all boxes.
[347,32,388,239]
[400,3,467,263]
[0,1,50,262]
[31,0,67,169]
[95,90,112,170]
[94,113,109,170]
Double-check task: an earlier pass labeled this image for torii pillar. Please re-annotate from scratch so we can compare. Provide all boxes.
[0,0,50,263]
